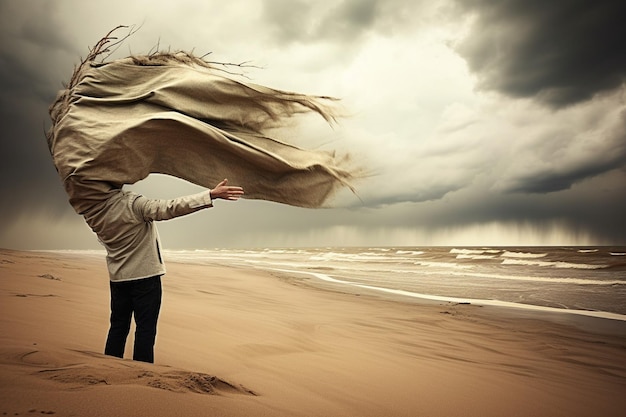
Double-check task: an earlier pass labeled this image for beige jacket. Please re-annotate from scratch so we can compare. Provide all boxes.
[82,188,212,282]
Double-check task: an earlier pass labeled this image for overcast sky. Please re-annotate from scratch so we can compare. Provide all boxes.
[1,0,625,249]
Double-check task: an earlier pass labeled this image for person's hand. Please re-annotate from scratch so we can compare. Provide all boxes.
[210,179,244,201]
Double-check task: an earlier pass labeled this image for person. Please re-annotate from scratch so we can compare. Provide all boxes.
[89,178,244,363]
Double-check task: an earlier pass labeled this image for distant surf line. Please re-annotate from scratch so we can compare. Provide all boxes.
[243,258,624,286]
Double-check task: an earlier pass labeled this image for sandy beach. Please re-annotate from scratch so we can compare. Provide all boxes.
[1,248,625,417]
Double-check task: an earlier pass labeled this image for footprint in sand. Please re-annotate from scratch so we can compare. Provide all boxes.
[36,274,61,281]
[13,294,57,298]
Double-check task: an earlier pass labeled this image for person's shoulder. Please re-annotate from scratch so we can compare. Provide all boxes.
[104,189,142,207]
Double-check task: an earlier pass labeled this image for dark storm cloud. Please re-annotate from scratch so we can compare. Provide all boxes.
[453,0,626,107]
[500,95,626,194]
[0,1,79,234]
[504,159,626,194]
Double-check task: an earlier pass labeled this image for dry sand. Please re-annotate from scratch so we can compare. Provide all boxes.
[1,248,625,416]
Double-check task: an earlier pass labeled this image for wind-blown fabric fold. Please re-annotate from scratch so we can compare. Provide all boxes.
[47,51,355,215]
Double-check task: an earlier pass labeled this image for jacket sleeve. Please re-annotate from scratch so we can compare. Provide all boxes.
[131,190,213,222]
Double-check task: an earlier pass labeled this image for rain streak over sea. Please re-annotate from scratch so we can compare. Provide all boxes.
[165,246,626,321]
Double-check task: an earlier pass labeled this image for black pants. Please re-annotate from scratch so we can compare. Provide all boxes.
[104,275,162,363]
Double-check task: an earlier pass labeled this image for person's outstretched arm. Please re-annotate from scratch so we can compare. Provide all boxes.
[133,179,244,222]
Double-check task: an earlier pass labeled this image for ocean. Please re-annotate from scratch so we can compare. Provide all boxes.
[164,246,626,321]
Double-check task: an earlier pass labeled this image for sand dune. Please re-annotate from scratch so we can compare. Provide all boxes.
[1,248,625,416]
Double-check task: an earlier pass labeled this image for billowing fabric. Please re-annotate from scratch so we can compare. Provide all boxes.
[47,52,355,216]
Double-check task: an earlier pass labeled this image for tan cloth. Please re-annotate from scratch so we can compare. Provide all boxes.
[85,189,213,281]
[47,54,356,216]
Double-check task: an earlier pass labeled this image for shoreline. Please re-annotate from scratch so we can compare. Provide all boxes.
[2,249,626,416]
[264,266,626,339]
[268,266,626,322]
